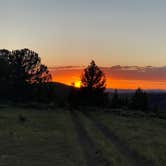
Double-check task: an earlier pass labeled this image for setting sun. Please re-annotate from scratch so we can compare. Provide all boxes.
[74,81,81,88]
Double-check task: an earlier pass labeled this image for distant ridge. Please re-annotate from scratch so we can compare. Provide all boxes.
[106,88,166,94]
[47,82,72,101]
[51,82,166,94]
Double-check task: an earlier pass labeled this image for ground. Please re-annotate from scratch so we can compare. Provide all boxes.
[0,106,165,166]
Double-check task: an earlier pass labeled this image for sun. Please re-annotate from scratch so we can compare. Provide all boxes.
[74,81,81,88]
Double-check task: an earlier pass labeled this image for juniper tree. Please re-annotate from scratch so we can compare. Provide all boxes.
[81,60,106,91]
[80,60,107,106]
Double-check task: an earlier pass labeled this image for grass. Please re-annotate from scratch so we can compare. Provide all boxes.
[0,106,166,166]
[91,111,166,166]
[0,107,86,166]
[77,111,132,166]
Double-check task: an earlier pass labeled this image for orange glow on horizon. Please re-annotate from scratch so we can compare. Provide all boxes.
[50,68,166,90]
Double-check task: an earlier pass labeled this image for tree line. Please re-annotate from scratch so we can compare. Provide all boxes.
[0,48,149,111]
[0,49,52,101]
[69,60,149,112]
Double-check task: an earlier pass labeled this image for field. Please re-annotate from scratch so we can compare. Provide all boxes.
[0,106,165,166]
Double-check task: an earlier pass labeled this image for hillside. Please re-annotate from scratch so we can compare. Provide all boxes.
[48,82,73,101]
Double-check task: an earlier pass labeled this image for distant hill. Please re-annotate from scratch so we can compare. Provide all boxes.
[106,88,166,94]
[47,82,73,102]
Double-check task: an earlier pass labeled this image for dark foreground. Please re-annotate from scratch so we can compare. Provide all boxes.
[0,106,165,166]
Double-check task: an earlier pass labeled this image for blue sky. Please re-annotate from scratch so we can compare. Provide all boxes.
[0,0,166,66]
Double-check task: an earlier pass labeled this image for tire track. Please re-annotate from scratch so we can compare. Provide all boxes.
[82,112,155,166]
[70,110,111,166]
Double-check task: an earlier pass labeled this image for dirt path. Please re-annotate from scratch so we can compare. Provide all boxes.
[70,111,111,166]
[82,112,155,166]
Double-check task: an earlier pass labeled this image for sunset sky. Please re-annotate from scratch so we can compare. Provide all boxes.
[50,66,166,90]
[1,0,166,89]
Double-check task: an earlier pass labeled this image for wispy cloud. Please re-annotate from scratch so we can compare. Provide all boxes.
[103,66,166,81]
[50,65,166,81]
[49,66,84,71]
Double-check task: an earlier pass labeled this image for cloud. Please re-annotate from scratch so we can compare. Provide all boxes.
[49,65,166,81]
[101,66,166,81]
[49,66,84,71]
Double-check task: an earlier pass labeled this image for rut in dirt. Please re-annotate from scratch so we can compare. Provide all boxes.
[70,110,111,166]
[82,112,155,166]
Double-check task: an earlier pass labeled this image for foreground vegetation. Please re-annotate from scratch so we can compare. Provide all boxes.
[0,106,86,166]
[91,110,166,166]
[0,106,165,166]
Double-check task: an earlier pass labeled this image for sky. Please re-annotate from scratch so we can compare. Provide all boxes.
[50,66,166,90]
[1,0,166,89]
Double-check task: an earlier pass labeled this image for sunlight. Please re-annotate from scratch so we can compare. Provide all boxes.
[74,81,81,88]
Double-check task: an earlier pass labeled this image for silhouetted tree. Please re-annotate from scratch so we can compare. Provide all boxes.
[0,49,10,81]
[131,88,148,111]
[0,48,52,101]
[9,49,51,86]
[81,60,106,91]
[78,60,107,106]
[0,50,12,99]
